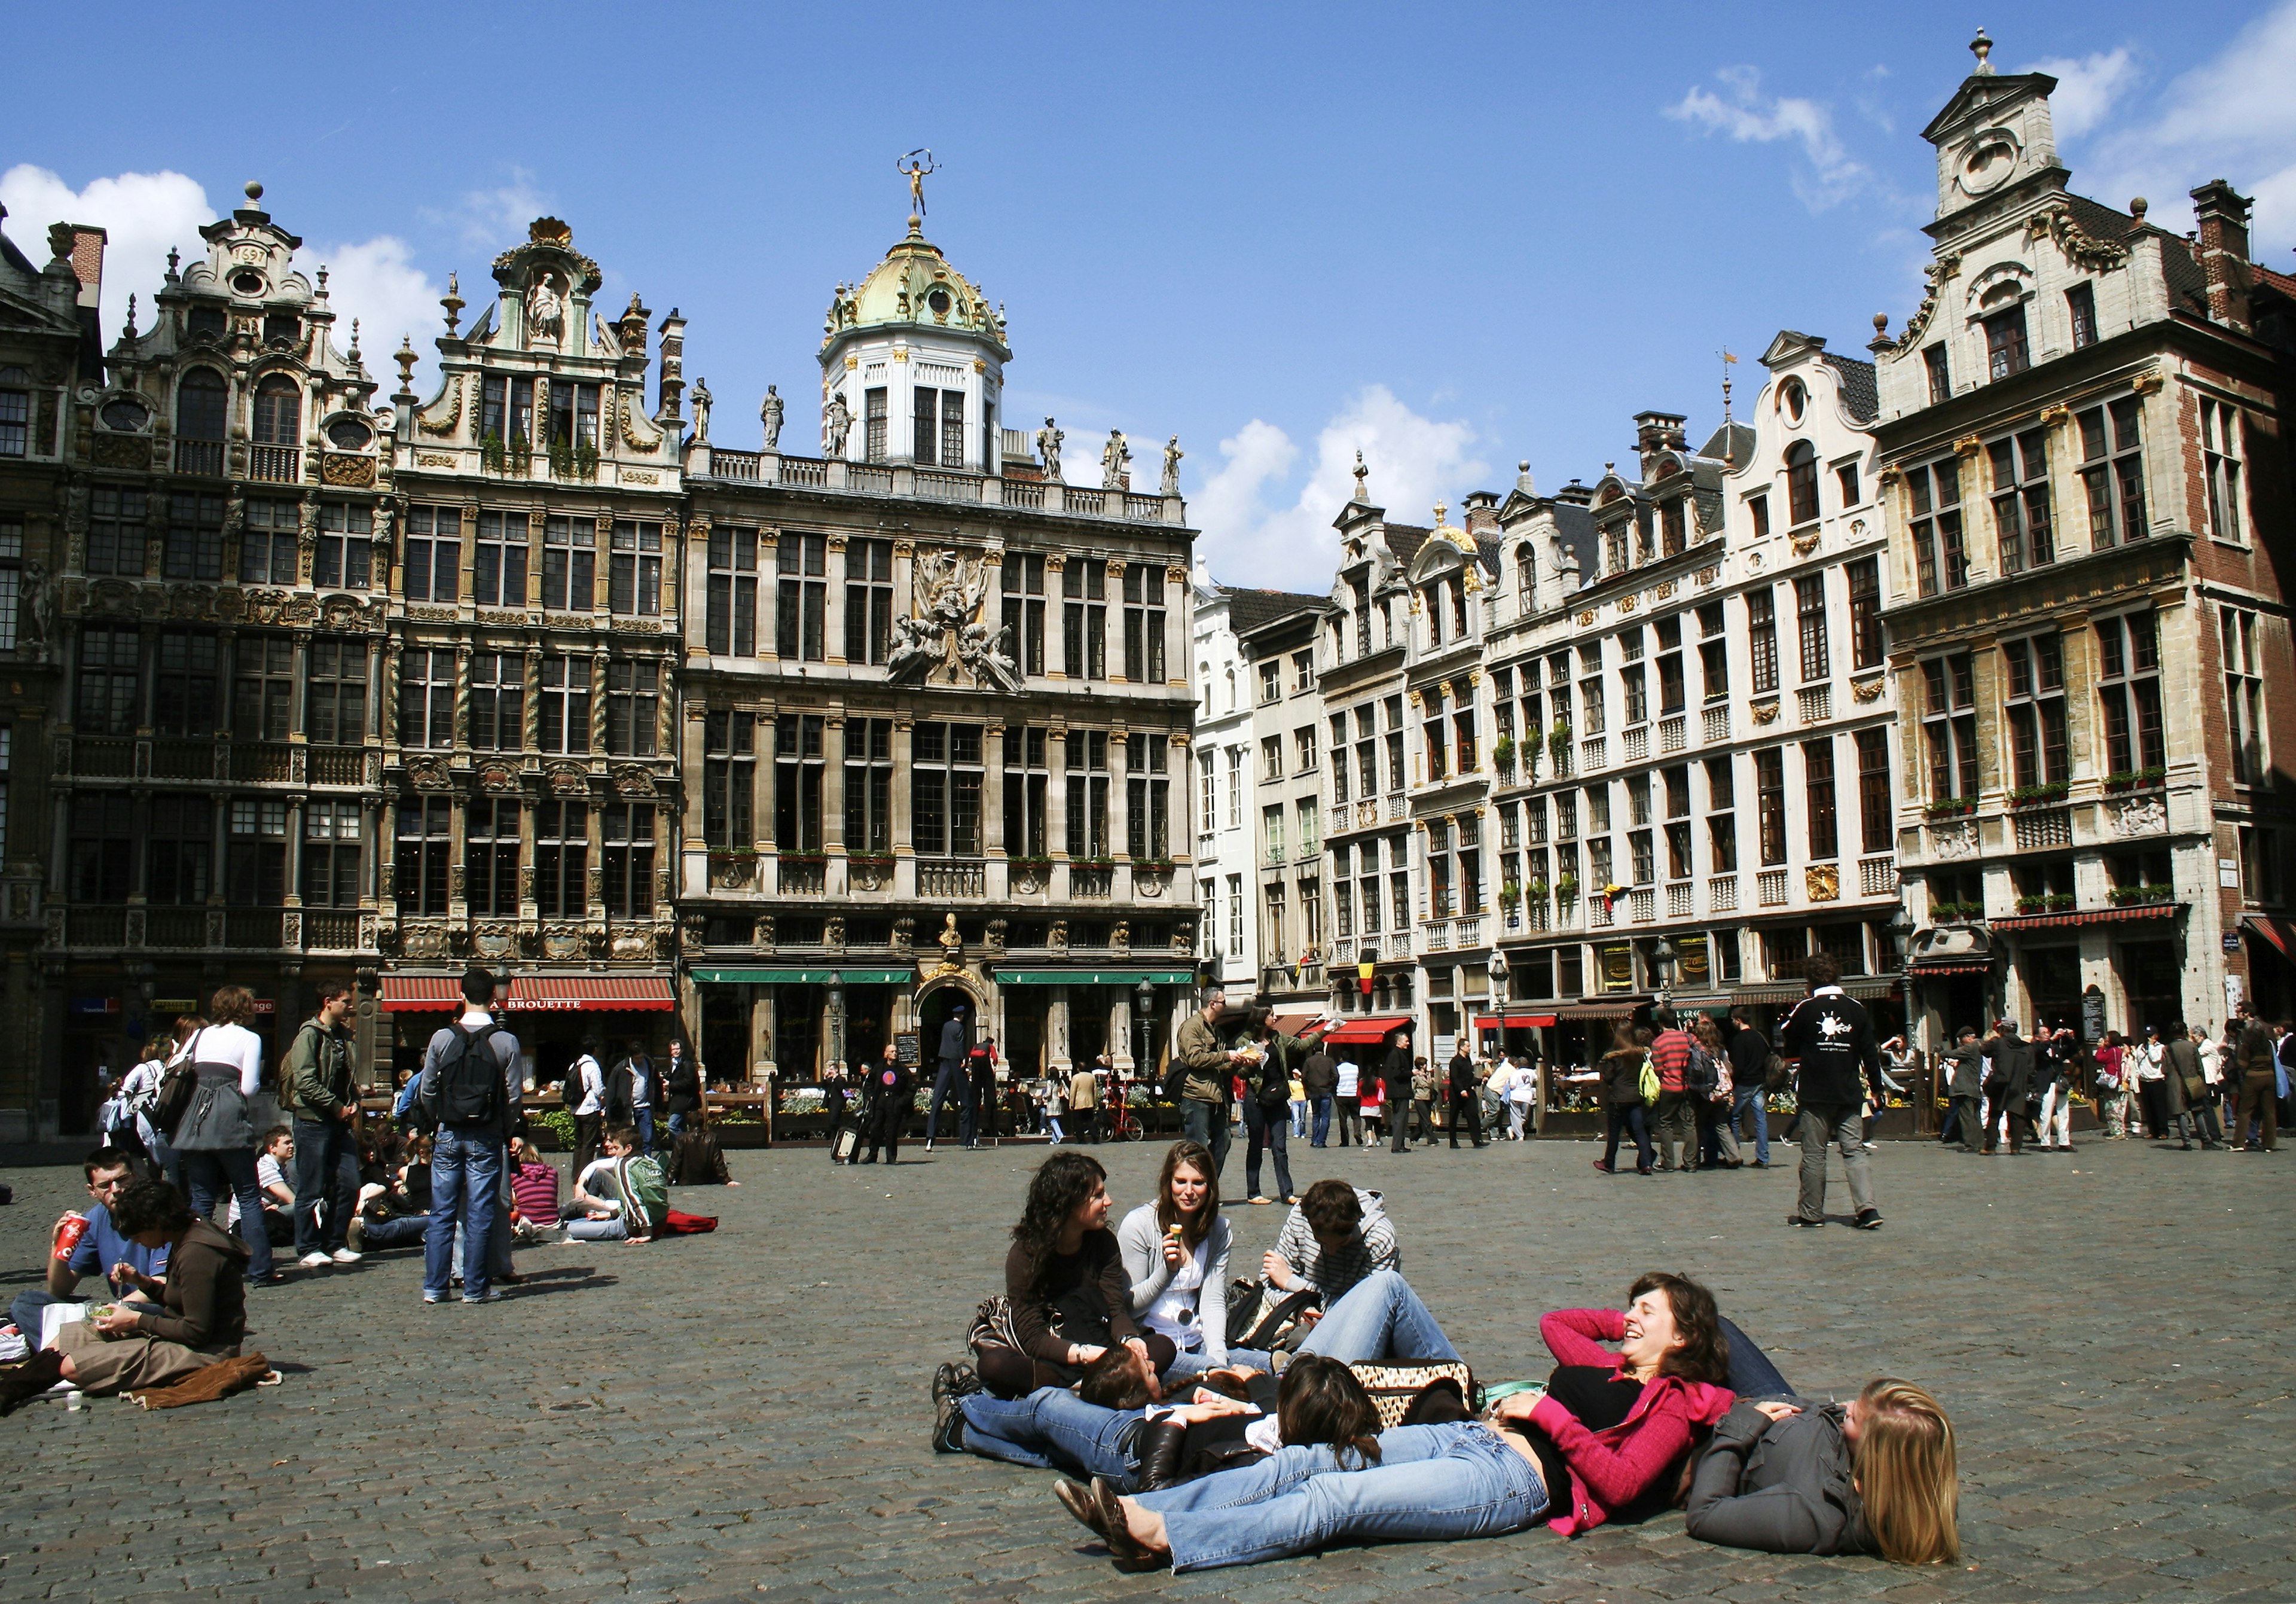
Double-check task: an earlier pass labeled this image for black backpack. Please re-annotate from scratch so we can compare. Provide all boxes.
[1684,1045,1718,1098]
[428,1022,505,1130]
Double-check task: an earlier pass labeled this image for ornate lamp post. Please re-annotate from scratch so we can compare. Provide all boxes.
[1650,936,1677,1008]
[826,969,845,1079]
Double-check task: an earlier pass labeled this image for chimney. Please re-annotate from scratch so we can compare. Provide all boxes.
[655,306,686,421]
[1632,410,1689,480]
[2189,179,2254,331]
[45,222,105,310]
[1460,489,1501,536]
[1554,478,1595,507]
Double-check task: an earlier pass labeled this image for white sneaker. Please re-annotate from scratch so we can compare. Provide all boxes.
[330,1248,362,1264]
[298,1251,332,1270]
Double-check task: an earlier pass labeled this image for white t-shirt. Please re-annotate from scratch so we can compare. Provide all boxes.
[570,1054,604,1116]
[1335,1060,1360,1097]
[228,1153,292,1225]
[1142,1234,1211,1349]
[189,1021,265,1096]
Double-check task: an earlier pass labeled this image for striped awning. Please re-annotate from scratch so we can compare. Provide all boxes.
[1555,999,1645,1020]
[1992,904,2178,933]
[508,976,676,1011]
[1474,1013,1558,1029]
[379,975,465,1012]
[1909,962,1992,977]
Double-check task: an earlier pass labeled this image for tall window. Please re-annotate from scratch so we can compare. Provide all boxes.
[1123,563,1167,683]
[402,506,460,601]
[863,388,888,462]
[1983,303,2031,379]
[2066,282,2098,349]
[468,651,522,752]
[313,502,373,589]
[240,498,298,584]
[1125,733,1169,860]
[399,649,455,749]
[2223,606,2264,785]
[1423,687,1449,781]
[1001,553,1048,676]
[1907,459,1968,597]
[842,716,891,855]
[164,493,225,581]
[844,538,893,664]
[1855,727,1891,853]
[1227,746,1243,826]
[704,710,756,849]
[472,511,526,606]
[75,626,141,735]
[296,799,360,907]
[70,795,133,902]
[1791,575,1830,682]
[1803,737,1839,860]
[306,638,367,745]
[941,389,967,468]
[541,517,596,612]
[86,487,147,577]
[912,388,964,466]
[538,655,590,754]
[464,799,519,917]
[776,533,826,660]
[1747,493,1770,539]
[1196,749,1216,839]
[1063,728,1109,859]
[915,721,983,857]
[707,526,758,655]
[147,794,213,905]
[154,631,219,737]
[0,368,28,456]
[233,636,292,740]
[2096,611,2165,778]
[1296,795,1318,860]
[602,803,654,919]
[546,380,601,453]
[1516,547,1535,610]
[1706,757,1738,871]
[176,368,227,441]
[225,798,286,905]
[1846,558,1882,670]
[609,520,662,616]
[2200,398,2242,544]
[603,660,658,757]
[1785,441,1820,527]
[1755,746,1787,866]
[1922,654,1980,802]
[1062,561,1106,680]
[1656,617,1685,716]
[1747,587,1779,694]
[479,375,535,450]
[395,797,453,915]
[1229,873,1245,958]
[532,800,585,919]
[1988,429,2054,574]
[1836,462,1861,507]
[1923,344,1952,404]
[2002,633,2068,789]
[774,713,826,852]
[1620,661,1647,728]
[2084,397,2149,549]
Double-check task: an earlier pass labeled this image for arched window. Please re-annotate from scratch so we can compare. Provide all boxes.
[252,375,300,446]
[176,368,228,441]
[1785,441,1820,528]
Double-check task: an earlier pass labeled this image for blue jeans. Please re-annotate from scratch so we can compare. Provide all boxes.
[667,1109,692,1141]
[1137,1421,1547,1572]
[633,1107,656,1159]
[181,1145,276,1282]
[1294,1270,1461,1364]
[1163,1346,1275,1380]
[1311,1094,1335,1146]
[1720,1317,1793,1399]
[1243,1100,1294,1200]
[926,1062,973,1145]
[1181,1098,1232,1177]
[359,1214,430,1250]
[1731,1084,1770,1164]
[425,1127,505,1300]
[960,1386,1144,1482]
[292,1116,360,1257]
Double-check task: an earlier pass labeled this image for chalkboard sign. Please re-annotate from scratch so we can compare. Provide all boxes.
[895,1031,921,1066]
[2080,985,2106,1045]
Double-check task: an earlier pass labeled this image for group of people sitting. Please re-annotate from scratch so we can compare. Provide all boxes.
[929,1142,1959,1573]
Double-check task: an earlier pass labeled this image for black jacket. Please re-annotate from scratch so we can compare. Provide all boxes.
[1381,1044,1414,1093]
[1779,989,1880,1107]
[862,1061,915,1115]
[1726,1024,1770,1088]
[938,1017,970,1066]
[1982,1032,2035,1103]
[1599,1047,1646,1108]
[603,1055,654,1124]
[1447,1052,1476,1092]
[1686,1399,1875,1556]
[1300,1050,1338,1098]
[662,1054,702,1115]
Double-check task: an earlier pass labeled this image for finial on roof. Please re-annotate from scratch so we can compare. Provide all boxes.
[1433,501,1449,530]
[1517,461,1536,496]
[348,318,361,362]
[2130,196,2148,222]
[1970,28,1993,75]
[395,334,418,388]
[245,180,264,203]
[316,264,329,297]
[123,293,136,338]
[441,272,464,334]
[1352,450,1370,503]
[166,247,180,280]
[1873,312,1889,333]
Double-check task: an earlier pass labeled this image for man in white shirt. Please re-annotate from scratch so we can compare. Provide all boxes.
[1334,1056,1363,1148]
[227,1126,297,1246]
[564,1036,606,1173]
[417,968,523,1306]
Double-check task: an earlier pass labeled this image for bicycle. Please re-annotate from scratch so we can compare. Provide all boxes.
[1106,1075,1149,1141]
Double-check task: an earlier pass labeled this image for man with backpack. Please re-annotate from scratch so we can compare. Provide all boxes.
[1781,953,1885,1229]
[603,1040,658,1160]
[282,982,362,1271]
[563,1036,606,1175]
[1647,1008,1699,1172]
[416,967,522,1305]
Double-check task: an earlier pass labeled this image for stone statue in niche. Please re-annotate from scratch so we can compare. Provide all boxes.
[1100,429,1130,490]
[526,273,565,347]
[823,391,852,459]
[1161,435,1183,496]
[760,385,783,451]
[17,560,53,660]
[689,379,712,443]
[1036,417,1063,481]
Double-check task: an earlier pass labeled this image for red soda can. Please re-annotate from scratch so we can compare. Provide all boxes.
[53,1212,89,1263]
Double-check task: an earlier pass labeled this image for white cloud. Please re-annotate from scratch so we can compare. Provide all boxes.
[1665,67,1871,209]
[310,234,444,376]
[420,168,550,248]
[2025,47,2138,141]
[1195,386,1486,587]
[0,164,212,333]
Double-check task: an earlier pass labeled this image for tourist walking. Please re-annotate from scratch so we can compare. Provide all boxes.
[1446,1041,1485,1148]
[1941,1027,1985,1153]
[1302,1035,1338,1148]
[1648,1010,1697,1172]
[1980,1020,2037,1156]
[1382,1027,1415,1154]
[1592,1022,1654,1175]
[1781,954,1884,1229]
[1724,1009,1773,1167]
[1174,990,1248,1176]
[2233,1004,2279,1151]
[170,984,280,1288]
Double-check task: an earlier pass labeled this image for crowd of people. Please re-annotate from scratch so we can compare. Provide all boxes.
[928,1142,1961,1573]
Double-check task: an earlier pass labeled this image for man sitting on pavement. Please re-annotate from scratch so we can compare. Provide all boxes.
[226,1127,299,1250]
[1259,1178,1399,1307]
[9,1148,169,1344]
[566,1126,668,1243]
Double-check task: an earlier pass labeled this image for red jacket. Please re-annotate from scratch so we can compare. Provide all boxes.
[1527,1307,1736,1537]
[1648,1029,1694,1094]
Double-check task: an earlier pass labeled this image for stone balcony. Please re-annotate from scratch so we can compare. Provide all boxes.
[694,450,1183,524]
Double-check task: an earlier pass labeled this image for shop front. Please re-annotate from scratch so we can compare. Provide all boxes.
[686,967,916,1085]
[380,972,677,1094]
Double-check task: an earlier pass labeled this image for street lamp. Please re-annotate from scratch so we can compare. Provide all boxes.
[826,969,845,1078]
[1133,979,1156,1076]
[1649,936,1677,1006]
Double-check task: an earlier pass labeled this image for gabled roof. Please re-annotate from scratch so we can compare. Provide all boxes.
[1223,587,1327,638]
[1696,421,1756,469]
[1383,523,1431,566]
[1822,353,1878,423]
[1552,499,1598,588]
[1919,70,2057,143]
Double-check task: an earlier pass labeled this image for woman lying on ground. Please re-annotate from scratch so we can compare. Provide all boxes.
[1685,1379,1959,1563]
[1060,1271,1737,1571]
[1115,1142,1271,1380]
[971,1151,1176,1399]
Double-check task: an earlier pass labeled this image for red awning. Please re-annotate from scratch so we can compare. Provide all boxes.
[1474,1013,1559,1029]
[2243,916,2296,963]
[1323,1014,1410,1045]
[506,976,676,1012]
[379,975,465,1012]
[1268,1012,1335,1039]
[1991,904,2178,933]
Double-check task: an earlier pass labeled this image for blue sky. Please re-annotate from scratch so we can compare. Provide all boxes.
[7,2,2291,584]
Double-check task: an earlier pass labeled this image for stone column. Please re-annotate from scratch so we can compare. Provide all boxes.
[1109,994,1133,1072]
[825,535,848,664]
[984,723,1007,856]
[823,715,848,855]
[1047,728,1070,860]
[590,652,609,756]
[1046,986,1071,1076]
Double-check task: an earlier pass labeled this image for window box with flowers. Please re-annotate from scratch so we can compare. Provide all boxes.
[1555,874,1578,904]
[1924,797,1979,820]
[1929,899,1986,922]
[1498,881,1522,908]
[2007,782,2069,809]
[2106,883,2176,907]
[2014,892,2077,915]
[1547,722,1573,769]
[1492,735,1516,780]
[2102,767,2167,794]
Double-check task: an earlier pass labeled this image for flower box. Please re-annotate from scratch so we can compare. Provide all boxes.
[2014,893,2077,914]
[2007,782,2069,809]
[2106,883,2175,907]
[2102,768,2167,794]
[1930,900,1985,922]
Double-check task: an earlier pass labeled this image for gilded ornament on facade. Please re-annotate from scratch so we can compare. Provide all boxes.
[1851,676,1886,703]
[1750,699,1781,725]
[1806,865,1841,902]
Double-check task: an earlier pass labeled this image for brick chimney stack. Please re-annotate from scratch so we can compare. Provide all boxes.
[2189,179,2254,332]
[1632,410,1689,481]
[1460,489,1501,537]
[45,221,105,309]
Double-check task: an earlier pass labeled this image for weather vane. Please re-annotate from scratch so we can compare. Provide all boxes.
[897,148,937,220]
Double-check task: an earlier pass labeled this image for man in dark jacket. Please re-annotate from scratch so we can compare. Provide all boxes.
[1779,954,1883,1229]
[603,1043,657,1159]
[859,1044,915,1166]
[924,1005,973,1152]
[1980,1019,2037,1155]
[1382,1028,1416,1154]
[1301,1037,1339,1148]
[1941,1027,1986,1153]
[282,983,361,1268]
[661,1040,703,1143]
[1446,1045,1485,1149]
[1725,1010,1773,1167]
[2233,1004,2279,1151]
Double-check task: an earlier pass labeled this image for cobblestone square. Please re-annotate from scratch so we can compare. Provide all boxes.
[0,1135,2289,1602]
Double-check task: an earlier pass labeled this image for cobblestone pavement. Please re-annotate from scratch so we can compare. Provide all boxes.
[1,1131,2290,1602]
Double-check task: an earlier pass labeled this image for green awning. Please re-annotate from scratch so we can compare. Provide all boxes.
[689,967,915,984]
[994,969,1196,986]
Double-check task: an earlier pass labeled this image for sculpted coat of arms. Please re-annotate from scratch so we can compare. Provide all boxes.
[889,549,1022,694]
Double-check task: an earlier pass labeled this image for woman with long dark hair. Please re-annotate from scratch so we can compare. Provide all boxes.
[1592,1022,1656,1176]
[1117,1142,1268,1379]
[970,1151,1175,1398]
